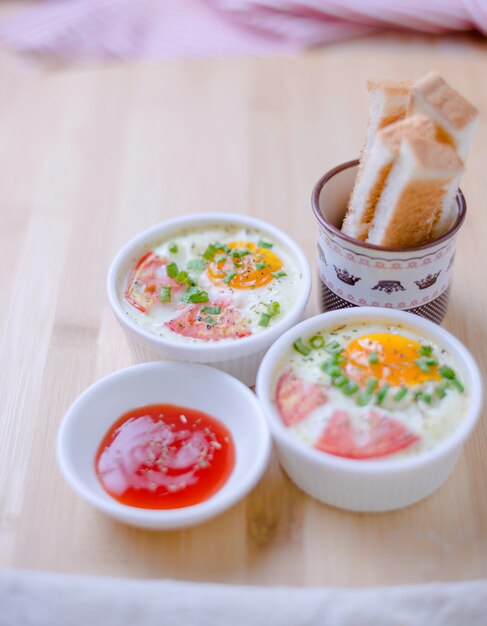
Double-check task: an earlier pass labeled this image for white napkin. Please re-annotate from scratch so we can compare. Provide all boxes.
[1,568,487,626]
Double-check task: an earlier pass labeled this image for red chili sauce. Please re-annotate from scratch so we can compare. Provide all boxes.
[95,404,235,509]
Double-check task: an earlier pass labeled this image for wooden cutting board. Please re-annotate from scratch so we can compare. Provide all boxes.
[1,22,486,586]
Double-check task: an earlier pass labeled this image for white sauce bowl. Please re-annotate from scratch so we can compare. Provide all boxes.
[256,307,483,512]
[57,362,271,529]
[107,213,311,386]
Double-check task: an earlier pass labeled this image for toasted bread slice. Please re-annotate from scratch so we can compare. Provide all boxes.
[364,79,413,153]
[407,72,478,161]
[342,116,437,241]
[366,138,464,247]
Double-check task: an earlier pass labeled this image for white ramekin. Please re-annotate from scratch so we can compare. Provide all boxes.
[107,213,311,386]
[256,307,483,512]
[57,361,271,530]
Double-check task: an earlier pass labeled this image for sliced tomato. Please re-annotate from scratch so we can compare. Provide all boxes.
[125,251,182,313]
[165,302,251,341]
[316,409,420,460]
[275,368,327,426]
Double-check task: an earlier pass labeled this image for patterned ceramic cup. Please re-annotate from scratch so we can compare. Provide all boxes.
[311,160,466,324]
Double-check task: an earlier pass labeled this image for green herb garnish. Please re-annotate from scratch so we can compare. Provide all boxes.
[181,287,209,303]
[342,381,359,396]
[435,383,448,399]
[293,338,311,356]
[415,357,432,373]
[202,244,218,261]
[309,335,325,350]
[357,392,373,406]
[271,270,287,279]
[376,384,390,405]
[450,378,465,393]
[419,345,433,357]
[333,375,348,388]
[214,254,227,264]
[168,243,178,254]
[439,365,456,380]
[258,239,273,249]
[204,316,217,326]
[366,377,378,393]
[201,306,221,315]
[394,386,408,402]
[159,286,171,302]
[325,340,342,354]
[368,351,379,365]
[259,314,271,328]
[321,363,342,377]
[256,262,266,270]
[267,301,281,317]
[166,262,178,279]
[223,271,236,284]
[417,392,432,404]
[231,248,250,258]
[175,270,191,285]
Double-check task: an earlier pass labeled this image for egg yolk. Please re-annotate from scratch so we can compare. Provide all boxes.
[207,241,282,289]
[343,333,441,387]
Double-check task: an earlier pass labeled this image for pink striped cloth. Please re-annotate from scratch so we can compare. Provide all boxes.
[0,0,486,61]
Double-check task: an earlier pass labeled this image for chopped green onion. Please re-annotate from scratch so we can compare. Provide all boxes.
[181,287,209,303]
[309,335,325,350]
[423,357,438,367]
[366,377,378,393]
[435,383,448,399]
[231,248,250,258]
[213,241,230,253]
[202,244,217,261]
[267,301,281,317]
[321,363,342,377]
[414,357,431,373]
[368,351,379,365]
[175,270,190,285]
[417,392,432,404]
[439,366,456,380]
[325,340,342,354]
[394,386,408,402]
[214,254,227,264]
[258,239,273,249]
[342,381,359,396]
[168,243,178,254]
[201,306,221,315]
[293,338,311,356]
[256,262,266,270]
[376,384,390,405]
[259,314,271,328]
[166,262,178,279]
[187,259,205,271]
[223,271,236,284]
[333,375,348,388]
[357,392,372,406]
[271,270,287,279]
[204,316,217,326]
[419,345,433,357]
[450,378,465,393]
[159,286,171,302]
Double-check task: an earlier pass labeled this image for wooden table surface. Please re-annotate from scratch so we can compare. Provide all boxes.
[1,14,487,586]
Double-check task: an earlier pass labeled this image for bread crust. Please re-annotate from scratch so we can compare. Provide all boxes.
[408,72,478,130]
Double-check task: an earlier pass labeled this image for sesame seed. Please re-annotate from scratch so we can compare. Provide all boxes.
[180,414,188,423]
